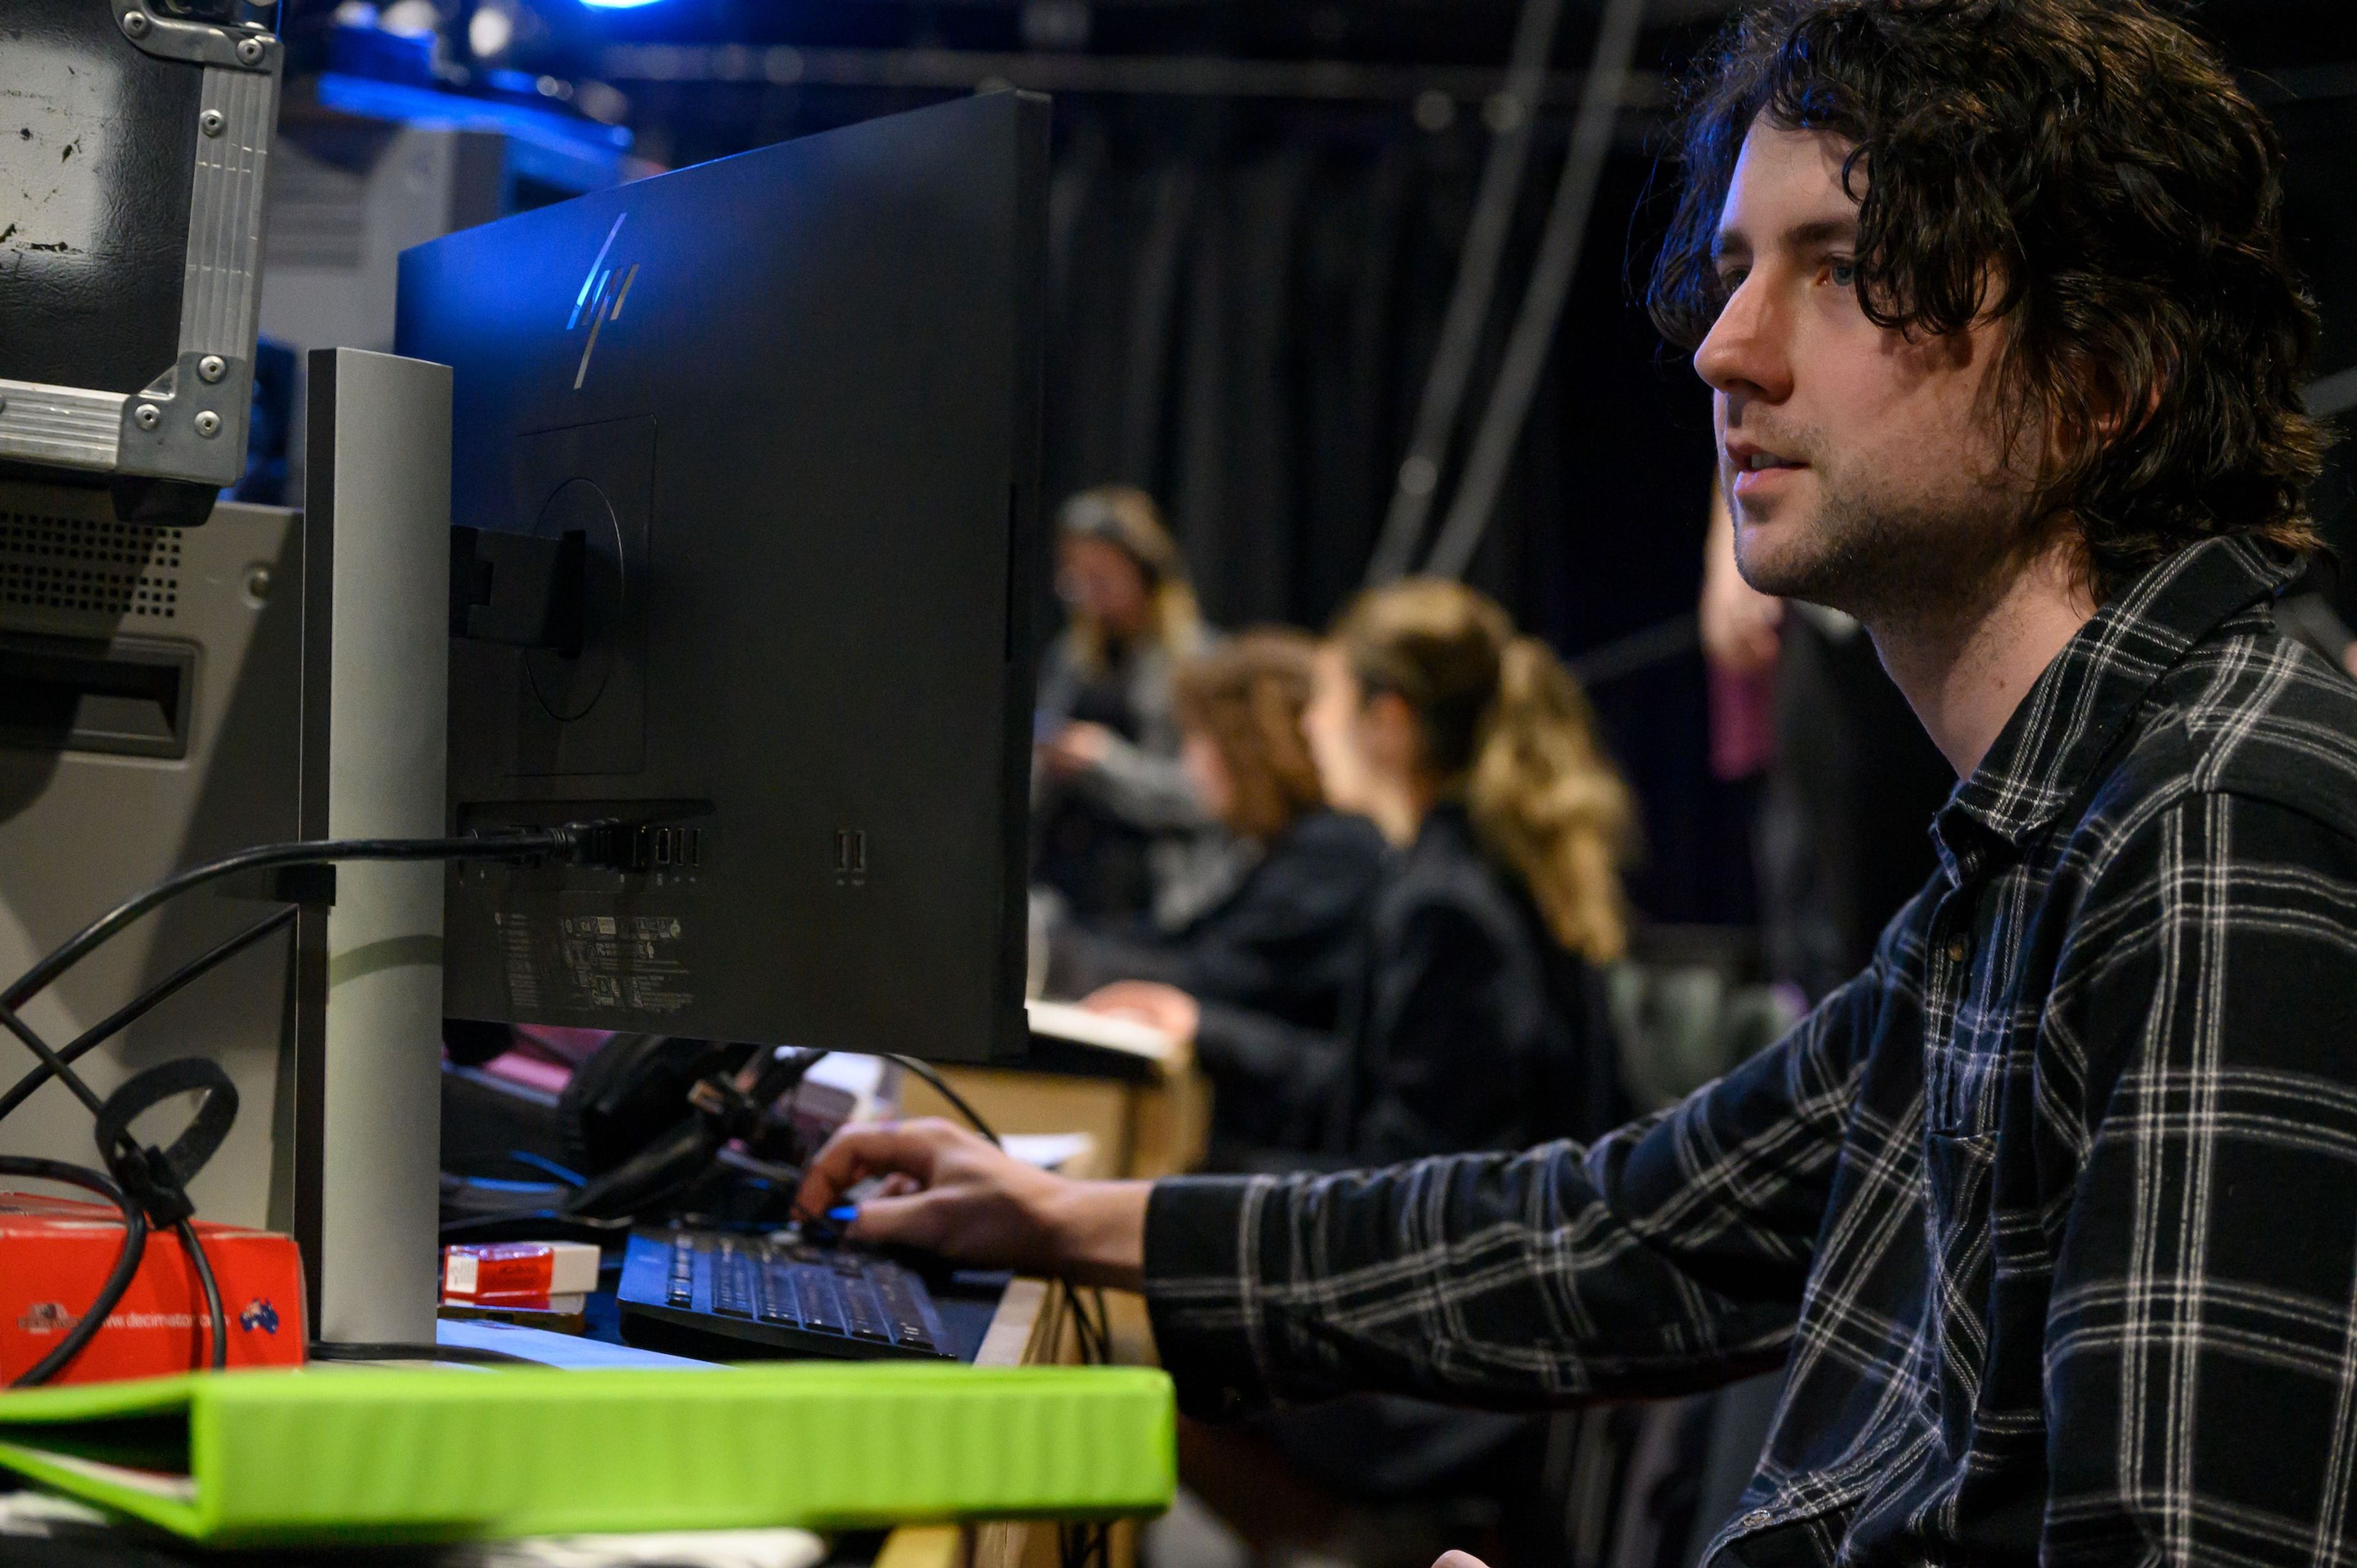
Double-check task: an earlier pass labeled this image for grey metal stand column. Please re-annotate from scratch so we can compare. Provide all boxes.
[294,347,454,1346]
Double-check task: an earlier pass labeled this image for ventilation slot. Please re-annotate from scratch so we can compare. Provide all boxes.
[0,515,184,621]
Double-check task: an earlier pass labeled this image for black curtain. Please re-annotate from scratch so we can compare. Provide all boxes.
[1039,98,1750,925]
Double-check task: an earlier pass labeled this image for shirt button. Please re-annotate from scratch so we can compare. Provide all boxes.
[1740,1510,1773,1529]
[1946,937,1971,965]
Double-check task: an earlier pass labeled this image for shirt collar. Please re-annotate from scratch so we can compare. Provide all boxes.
[1931,536,2302,881]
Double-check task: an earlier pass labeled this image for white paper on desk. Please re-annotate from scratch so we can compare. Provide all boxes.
[445,1527,826,1568]
[1002,1132,1095,1172]
[1025,999,1182,1064]
[435,1318,718,1371]
[0,1489,114,1537]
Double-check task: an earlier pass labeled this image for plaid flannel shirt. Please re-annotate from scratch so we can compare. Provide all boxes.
[1144,536,2357,1567]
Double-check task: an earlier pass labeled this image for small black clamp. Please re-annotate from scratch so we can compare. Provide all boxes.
[93,1059,239,1229]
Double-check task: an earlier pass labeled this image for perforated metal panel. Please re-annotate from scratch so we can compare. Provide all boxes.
[0,511,183,622]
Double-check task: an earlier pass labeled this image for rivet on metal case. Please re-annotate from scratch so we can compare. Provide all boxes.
[134,404,163,431]
[199,357,227,384]
[122,11,151,39]
[200,109,226,138]
[194,412,222,439]
[237,36,266,66]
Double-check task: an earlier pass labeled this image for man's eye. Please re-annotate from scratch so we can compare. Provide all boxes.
[1825,258,1859,289]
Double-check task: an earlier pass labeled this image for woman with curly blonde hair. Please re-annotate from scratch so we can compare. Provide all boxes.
[1091,578,1636,1163]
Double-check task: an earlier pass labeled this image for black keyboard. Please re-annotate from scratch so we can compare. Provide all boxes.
[616,1228,955,1361]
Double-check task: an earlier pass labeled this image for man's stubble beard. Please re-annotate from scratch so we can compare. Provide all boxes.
[1733,448,2034,637]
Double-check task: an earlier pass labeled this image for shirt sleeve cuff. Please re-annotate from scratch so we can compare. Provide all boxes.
[1189,1000,1250,1075]
[1142,1175,1277,1421]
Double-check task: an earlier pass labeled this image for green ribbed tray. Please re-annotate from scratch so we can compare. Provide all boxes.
[0,1362,1174,1545]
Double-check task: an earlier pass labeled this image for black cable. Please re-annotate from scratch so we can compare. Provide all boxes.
[0,1158,149,1388]
[0,905,298,1128]
[176,1219,227,1372]
[308,1341,536,1367]
[0,832,567,1387]
[4,831,570,1016]
[881,1057,1128,1371]
[0,1002,220,1387]
[1077,1286,1115,1366]
[0,917,279,1386]
[437,1209,634,1238]
[503,1151,586,1188]
[887,1055,1001,1147]
[0,1000,106,1120]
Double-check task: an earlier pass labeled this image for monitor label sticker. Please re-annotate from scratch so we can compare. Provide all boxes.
[491,904,696,1018]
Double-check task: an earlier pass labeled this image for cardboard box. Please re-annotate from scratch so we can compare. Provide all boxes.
[0,1192,307,1386]
[441,1241,600,1308]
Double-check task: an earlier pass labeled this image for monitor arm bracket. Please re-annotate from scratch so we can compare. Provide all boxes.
[449,527,586,657]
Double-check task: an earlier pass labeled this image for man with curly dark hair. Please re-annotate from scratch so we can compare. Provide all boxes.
[802,3,2357,1564]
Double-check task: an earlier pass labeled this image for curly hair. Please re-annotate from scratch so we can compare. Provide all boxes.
[1172,630,1328,843]
[1334,580,1636,964]
[1647,0,2329,601]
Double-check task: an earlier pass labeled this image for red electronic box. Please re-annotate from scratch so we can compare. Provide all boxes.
[0,1192,308,1386]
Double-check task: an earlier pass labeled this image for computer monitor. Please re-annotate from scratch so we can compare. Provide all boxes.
[398,91,1049,1067]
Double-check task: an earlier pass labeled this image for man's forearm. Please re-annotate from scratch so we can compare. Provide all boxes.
[1042,1180,1152,1292]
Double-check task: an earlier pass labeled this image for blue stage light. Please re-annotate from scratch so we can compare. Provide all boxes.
[579,0,671,9]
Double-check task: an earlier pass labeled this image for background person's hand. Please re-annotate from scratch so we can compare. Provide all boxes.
[1699,485,1783,676]
[1081,980,1201,1042]
[1040,720,1118,779]
[794,1118,1150,1289]
[1701,564,1784,675]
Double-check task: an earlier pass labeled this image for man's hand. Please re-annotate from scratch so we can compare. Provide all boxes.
[1081,980,1201,1042]
[793,1118,1152,1291]
[1432,1553,1488,1568]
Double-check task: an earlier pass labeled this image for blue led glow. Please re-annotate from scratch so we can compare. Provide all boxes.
[580,0,672,9]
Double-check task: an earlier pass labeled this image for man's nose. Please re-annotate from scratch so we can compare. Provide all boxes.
[1694,277,1791,406]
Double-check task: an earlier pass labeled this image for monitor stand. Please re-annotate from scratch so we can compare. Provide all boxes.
[293,348,454,1346]
[0,348,454,1350]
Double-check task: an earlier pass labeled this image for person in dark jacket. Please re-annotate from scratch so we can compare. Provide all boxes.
[1079,579,1642,1538]
[1048,629,1385,1045]
[1087,578,1637,1167]
[1032,486,1223,927]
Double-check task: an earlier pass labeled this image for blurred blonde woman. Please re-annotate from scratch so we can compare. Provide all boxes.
[1091,577,1636,1164]
[1032,486,1220,926]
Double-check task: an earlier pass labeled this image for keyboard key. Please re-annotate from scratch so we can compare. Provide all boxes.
[840,1281,892,1342]
[875,1271,938,1351]
[714,1249,755,1318]
[793,1266,848,1334]
[758,1262,799,1326]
